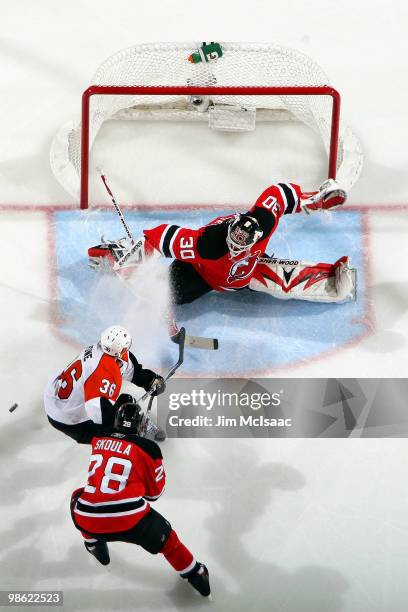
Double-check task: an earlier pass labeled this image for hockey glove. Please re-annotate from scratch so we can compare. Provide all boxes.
[150,375,166,397]
[301,179,347,214]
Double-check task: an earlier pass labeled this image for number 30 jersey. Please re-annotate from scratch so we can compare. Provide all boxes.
[143,183,303,291]
[43,343,134,426]
[73,433,165,533]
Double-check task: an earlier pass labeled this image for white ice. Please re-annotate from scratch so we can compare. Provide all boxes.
[1,1,408,611]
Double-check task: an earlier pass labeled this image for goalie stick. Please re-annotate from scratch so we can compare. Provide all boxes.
[97,167,135,246]
[96,169,219,350]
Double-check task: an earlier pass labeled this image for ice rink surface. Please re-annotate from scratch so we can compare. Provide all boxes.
[1,1,408,610]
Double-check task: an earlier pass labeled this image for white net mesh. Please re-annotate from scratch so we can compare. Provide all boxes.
[50,42,363,201]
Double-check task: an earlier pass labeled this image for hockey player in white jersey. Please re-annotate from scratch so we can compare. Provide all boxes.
[44,325,165,444]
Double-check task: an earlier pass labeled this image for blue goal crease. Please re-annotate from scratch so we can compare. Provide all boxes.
[52,209,367,375]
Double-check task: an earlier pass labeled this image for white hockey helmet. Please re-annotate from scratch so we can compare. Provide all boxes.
[100,325,132,358]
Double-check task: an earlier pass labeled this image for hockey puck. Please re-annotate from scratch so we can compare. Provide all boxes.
[9,403,18,413]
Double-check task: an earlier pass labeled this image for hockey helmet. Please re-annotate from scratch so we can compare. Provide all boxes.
[114,402,146,436]
[226,214,262,257]
[100,325,132,358]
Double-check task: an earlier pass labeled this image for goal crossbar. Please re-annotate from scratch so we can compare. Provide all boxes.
[80,85,341,210]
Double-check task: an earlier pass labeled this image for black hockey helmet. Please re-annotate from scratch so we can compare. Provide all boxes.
[114,402,146,436]
[226,214,262,257]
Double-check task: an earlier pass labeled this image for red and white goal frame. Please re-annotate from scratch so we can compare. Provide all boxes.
[80,85,341,210]
[50,42,363,208]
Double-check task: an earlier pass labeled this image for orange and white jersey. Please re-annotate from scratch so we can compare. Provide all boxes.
[44,343,134,426]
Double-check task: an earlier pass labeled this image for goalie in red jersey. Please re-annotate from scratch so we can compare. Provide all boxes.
[89,179,356,305]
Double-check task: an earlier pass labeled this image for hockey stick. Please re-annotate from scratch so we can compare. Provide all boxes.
[142,327,185,438]
[169,316,218,351]
[137,326,186,404]
[97,168,135,245]
[96,168,218,350]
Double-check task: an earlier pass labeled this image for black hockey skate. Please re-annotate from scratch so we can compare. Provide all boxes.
[84,540,110,566]
[182,562,211,597]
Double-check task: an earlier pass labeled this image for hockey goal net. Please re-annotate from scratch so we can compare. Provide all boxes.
[50,42,363,209]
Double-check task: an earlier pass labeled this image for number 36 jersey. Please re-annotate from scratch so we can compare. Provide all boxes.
[43,343,134,426]
[73,433,165,533]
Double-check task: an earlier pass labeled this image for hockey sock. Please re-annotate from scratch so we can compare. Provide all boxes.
[81,530,96,542]
[160,529,195,573]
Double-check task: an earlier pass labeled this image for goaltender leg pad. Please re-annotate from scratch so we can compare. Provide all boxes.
[250,256,356,303]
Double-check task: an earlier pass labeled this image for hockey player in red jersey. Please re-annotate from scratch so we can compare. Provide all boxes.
[88,179,356,305]
[70,401,211,597]
[44,325,166,444]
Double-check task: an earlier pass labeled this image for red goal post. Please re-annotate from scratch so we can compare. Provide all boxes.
[80,84,341,210]
[50,43,363,206]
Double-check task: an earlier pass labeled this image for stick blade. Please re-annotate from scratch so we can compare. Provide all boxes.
[164,327,186,381]
[180,333,218,350]
[171,326,186,362]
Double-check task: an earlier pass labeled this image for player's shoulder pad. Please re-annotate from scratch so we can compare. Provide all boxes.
[132,435,163,460]
[110,432,163,460]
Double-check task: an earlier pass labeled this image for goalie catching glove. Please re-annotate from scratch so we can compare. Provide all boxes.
[300,179,347,214]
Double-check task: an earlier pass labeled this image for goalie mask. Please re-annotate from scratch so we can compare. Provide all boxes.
[226,214,263,257]
[114,402,146,436]
[100,325,132,359]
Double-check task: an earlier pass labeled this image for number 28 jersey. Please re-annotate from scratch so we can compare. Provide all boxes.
[44,343,134,426]
[73,434,166,534]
